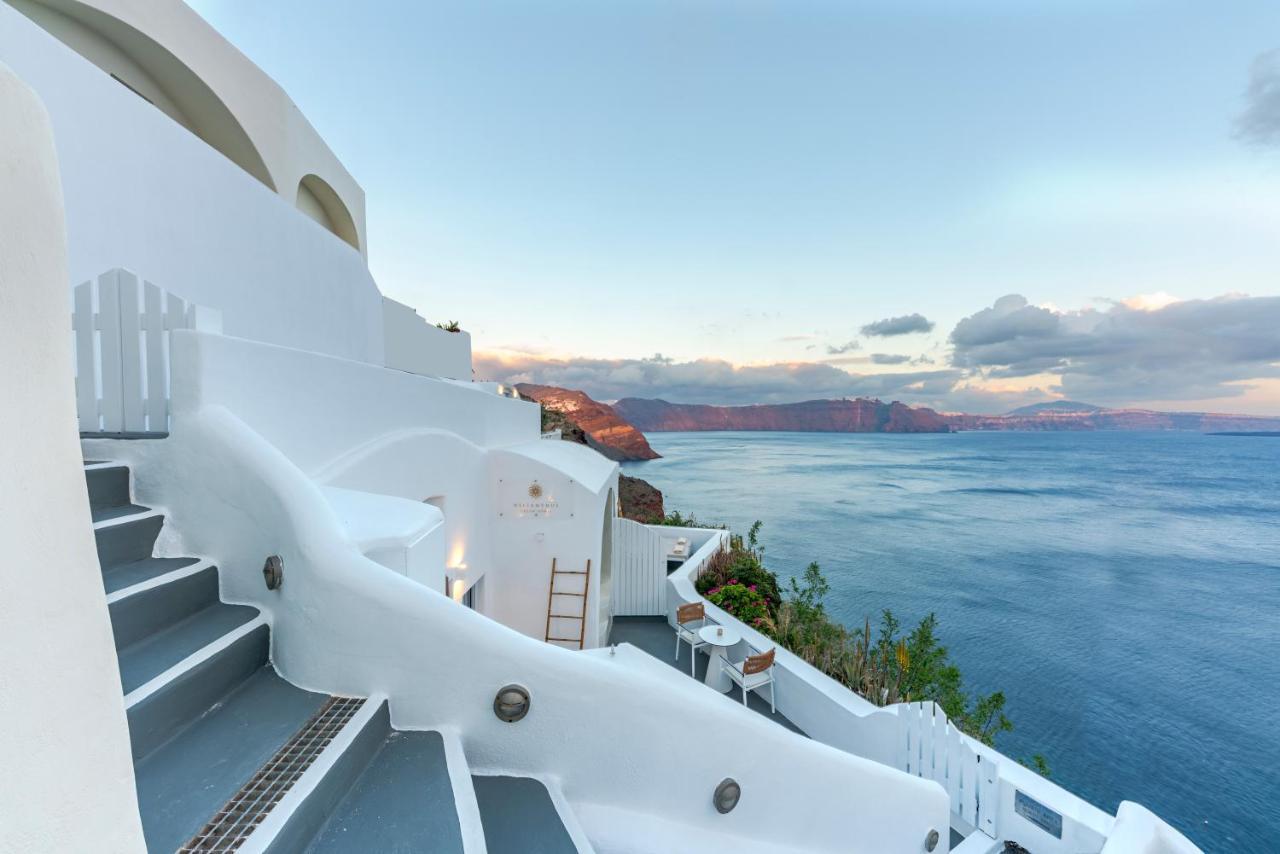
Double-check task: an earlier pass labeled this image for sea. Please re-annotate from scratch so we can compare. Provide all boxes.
[622,430,1280,852]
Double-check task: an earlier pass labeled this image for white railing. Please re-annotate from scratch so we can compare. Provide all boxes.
[72,269,220,434]
[610,517,665,615]
[898,701,998,837]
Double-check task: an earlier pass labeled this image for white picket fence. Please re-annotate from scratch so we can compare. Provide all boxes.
[72,269,221,434]
[610,517,665,616]
[898,700,999,836]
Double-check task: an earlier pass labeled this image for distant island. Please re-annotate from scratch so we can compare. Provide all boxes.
[615,395,1280,435]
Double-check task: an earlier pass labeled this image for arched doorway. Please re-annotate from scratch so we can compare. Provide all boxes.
[598,488,615,644]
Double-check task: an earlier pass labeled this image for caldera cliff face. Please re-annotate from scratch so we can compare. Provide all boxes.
[610,397,952,433]
[516,383,661,461]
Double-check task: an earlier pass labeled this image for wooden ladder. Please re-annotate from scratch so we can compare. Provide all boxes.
[544,558,591,650]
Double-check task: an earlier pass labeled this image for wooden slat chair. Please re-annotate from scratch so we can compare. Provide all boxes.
[673,601,709,677]
[723,647,777,712]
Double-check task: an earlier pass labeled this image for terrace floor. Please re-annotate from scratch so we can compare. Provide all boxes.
[608,616,805,736]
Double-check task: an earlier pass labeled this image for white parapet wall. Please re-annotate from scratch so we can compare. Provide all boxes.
[85,329,953,853]
[0,60,145,852]
[381,296,473,381]
[663,527,1203,854]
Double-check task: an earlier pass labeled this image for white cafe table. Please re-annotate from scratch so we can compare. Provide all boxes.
[698,624,742,693]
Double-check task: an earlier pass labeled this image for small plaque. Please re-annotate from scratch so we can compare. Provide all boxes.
[1015,790,1063,839]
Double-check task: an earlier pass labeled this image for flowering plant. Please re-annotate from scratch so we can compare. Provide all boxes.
[706,582,770,626]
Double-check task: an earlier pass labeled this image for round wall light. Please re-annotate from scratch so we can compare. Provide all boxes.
[713,778,741,814]
[493,684,531,722]
[925,828,940,852]
[262,555,283,590]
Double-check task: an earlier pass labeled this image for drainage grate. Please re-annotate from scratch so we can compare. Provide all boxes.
[180,696,365,852]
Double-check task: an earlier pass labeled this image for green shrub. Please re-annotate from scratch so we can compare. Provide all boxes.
[705,582,772,629]
[685,516,1021,751]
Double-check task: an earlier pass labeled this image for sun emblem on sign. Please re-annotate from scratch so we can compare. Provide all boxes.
[528,483,544,499]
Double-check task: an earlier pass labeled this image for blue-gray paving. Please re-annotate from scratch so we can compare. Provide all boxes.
[609,616,804,735]
[132,663,327,853]
[472,775,576,854]
[304,729,464,854]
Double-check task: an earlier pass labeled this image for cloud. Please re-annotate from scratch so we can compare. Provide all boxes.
[1236,49,1280,148]
[479,291,1280,414]
[861,313,935,337]
[826,340,861,355]
[950,293,1280,404]
[475,351,962,407]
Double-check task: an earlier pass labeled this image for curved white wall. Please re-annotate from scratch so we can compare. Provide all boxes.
[0,2,384,364]
[5,0,367,252]
[86,405,952,854]
[0,60,144,853]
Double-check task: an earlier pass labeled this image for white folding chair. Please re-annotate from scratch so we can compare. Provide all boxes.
[723,647,777,712]
[673,601,708,677]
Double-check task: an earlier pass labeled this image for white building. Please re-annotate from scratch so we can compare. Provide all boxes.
[0,2,1200,852]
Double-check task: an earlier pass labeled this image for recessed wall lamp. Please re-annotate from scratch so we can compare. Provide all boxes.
[713,778,741,814]
[493,684,531,723]
[262,555,283,590]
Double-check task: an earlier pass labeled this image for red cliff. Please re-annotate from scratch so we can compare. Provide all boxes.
[516,383,661,461]
[610,397,953,433]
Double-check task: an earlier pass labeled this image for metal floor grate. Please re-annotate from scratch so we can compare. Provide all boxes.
[180,696,365,852]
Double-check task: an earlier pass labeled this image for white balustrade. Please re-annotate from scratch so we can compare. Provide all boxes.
[610,517,666,615]
[898,700,998,836]
[72,269,220,434]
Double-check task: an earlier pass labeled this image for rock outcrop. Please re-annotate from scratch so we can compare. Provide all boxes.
[611,397,953,433]
[517,383,660,461]
[618,474,664,523]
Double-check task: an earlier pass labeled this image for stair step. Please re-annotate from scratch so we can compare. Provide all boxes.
[111,567,258,693]
[95,512,163,567]
[128,625,327,853]
[92,503,150,524]
[302,721,465,853]
[473,775,577,854]
[86,464,130,509]
[186,696,368,852]
[103,556,201,595]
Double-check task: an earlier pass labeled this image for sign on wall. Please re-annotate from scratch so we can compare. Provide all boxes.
[497,477,575,519]
[1014,790,1063,839]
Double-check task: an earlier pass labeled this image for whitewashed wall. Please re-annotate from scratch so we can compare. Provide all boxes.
[382,297,473,381]
[0,4,385,365]
[0,62,144,853]
[88,406,952,854]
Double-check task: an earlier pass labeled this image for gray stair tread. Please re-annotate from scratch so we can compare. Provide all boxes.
[102,556,201,594]
[472,775,576,854]
[86,464,130,509]
[117,602,258,694]
[91,503,149,523]
[95,513,163,566]
[135,665,326,854]
[306,731,464,854]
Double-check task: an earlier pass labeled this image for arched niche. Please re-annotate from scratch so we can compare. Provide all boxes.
[9,0,276,191]
[296,174,361,251]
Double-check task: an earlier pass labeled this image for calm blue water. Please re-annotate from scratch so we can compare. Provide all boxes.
[623,431,1280,852]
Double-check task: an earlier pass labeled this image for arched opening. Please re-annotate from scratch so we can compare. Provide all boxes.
[9,0,276,190]
[297,174,361,251]
[598,488,615,643]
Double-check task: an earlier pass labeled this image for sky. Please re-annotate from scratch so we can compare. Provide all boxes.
[189,0,1280,414]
